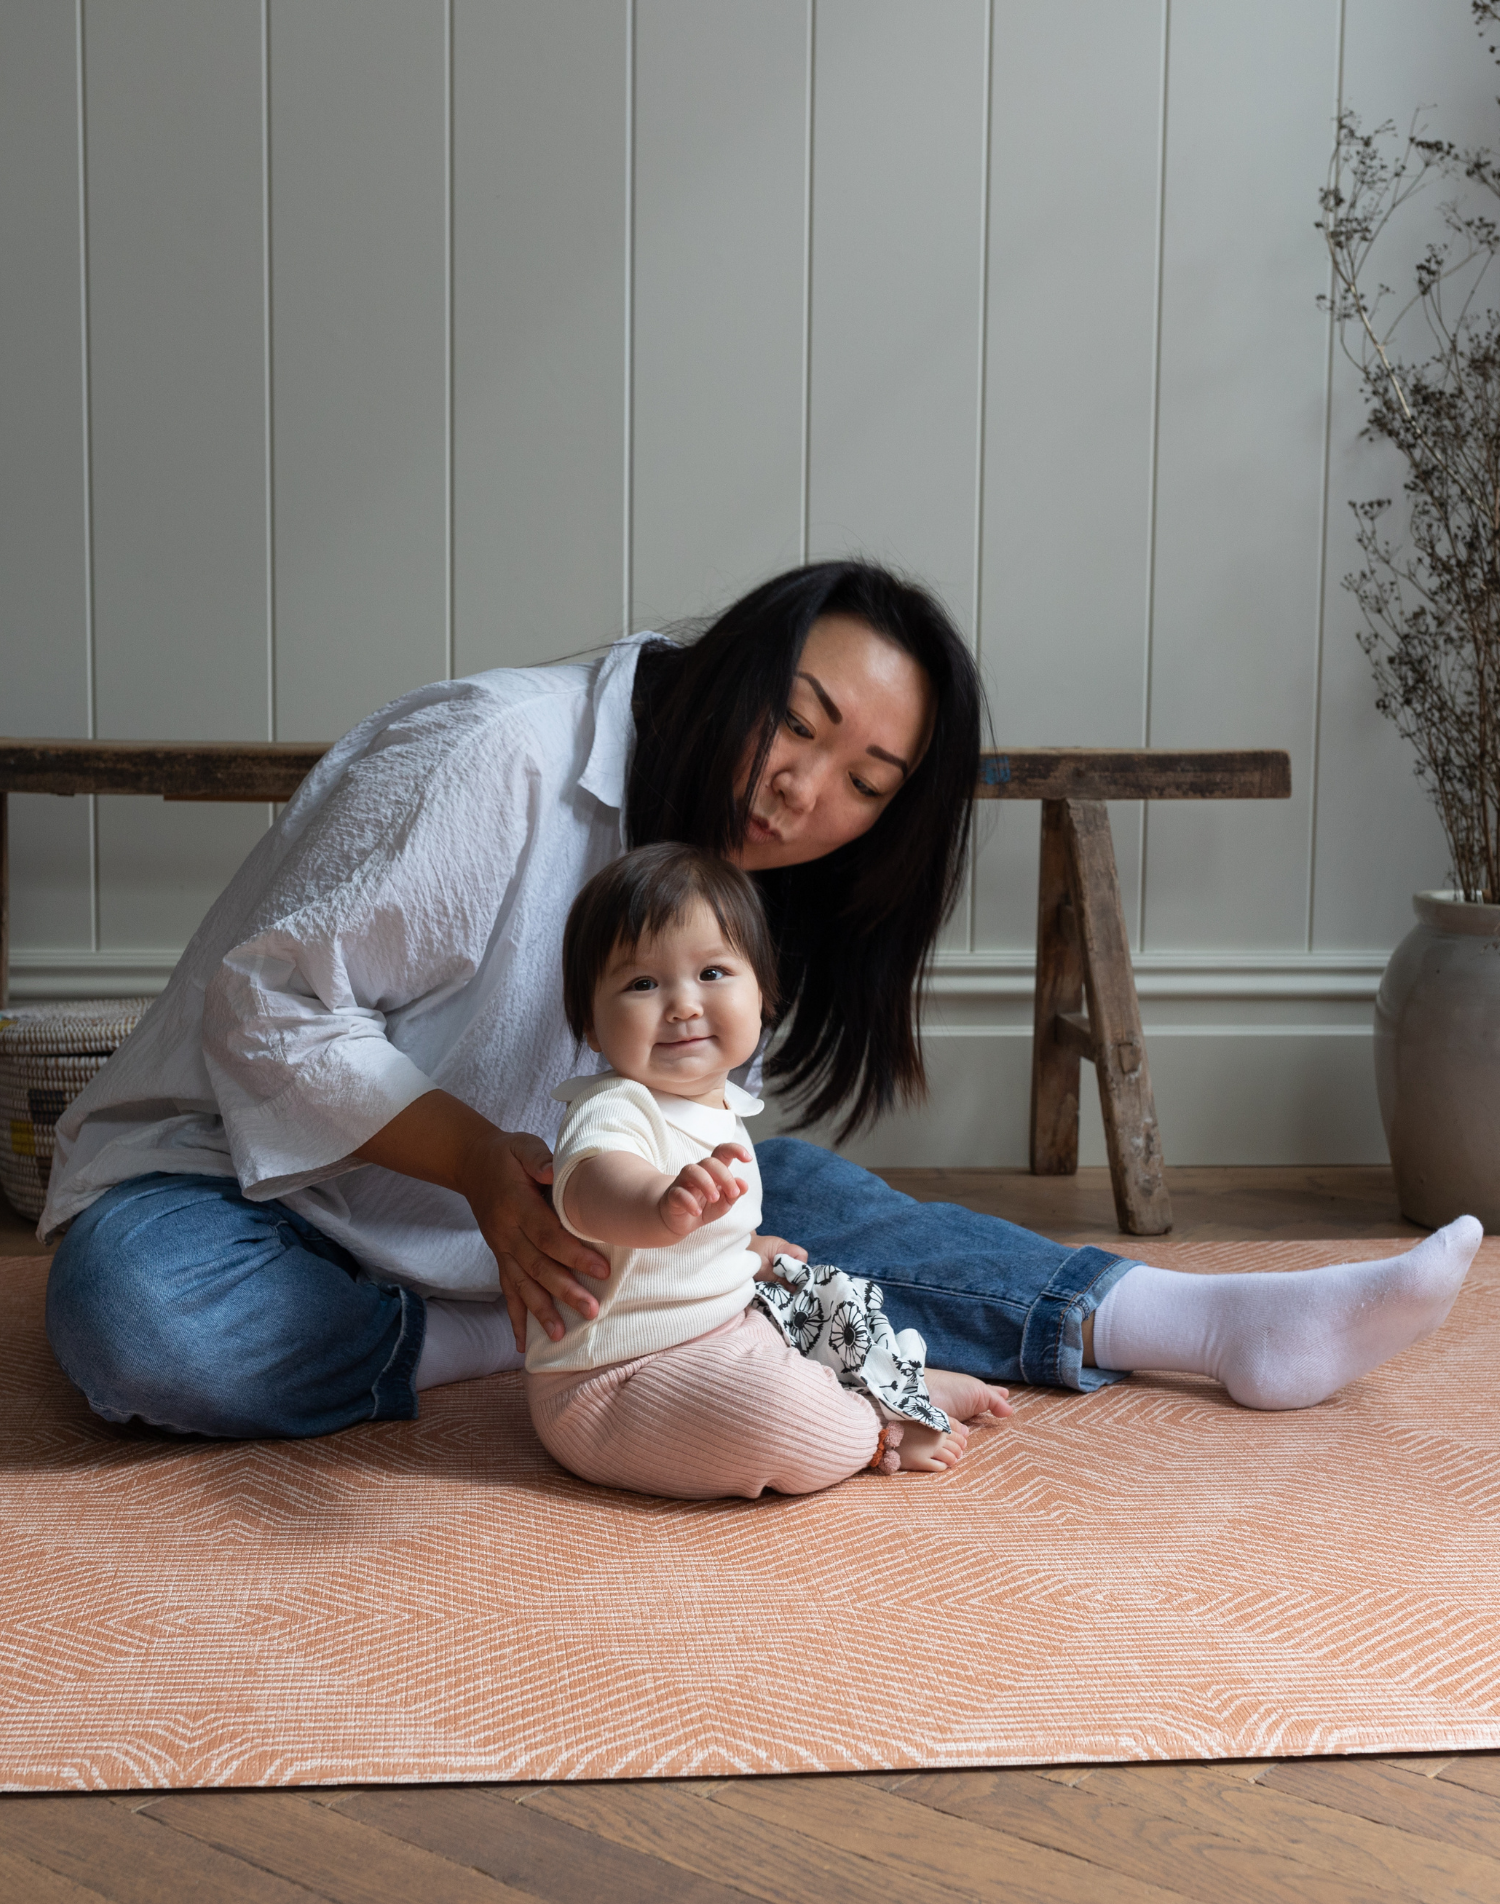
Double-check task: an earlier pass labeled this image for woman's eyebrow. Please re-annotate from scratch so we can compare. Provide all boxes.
[868,745,910,778]
[796,671,842,723]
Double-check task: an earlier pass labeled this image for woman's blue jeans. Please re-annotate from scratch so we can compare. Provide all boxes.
[45,1138,1134,1439]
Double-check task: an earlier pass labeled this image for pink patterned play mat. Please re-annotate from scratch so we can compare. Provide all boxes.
[3,1239,1498,1790]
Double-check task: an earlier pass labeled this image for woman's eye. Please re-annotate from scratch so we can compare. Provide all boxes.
[852,777,881,799]
[785,713,813,739]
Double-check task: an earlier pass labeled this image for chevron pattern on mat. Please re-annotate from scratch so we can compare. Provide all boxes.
[3,1239,1498,1791]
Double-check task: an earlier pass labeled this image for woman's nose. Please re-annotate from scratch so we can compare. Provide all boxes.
[771,763,815,813]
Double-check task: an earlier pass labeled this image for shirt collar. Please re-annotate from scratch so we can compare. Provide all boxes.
[552,1070,764,1127]
[578,632,664,835]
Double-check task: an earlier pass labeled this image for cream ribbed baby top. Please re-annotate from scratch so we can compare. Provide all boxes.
[527,1071,764,1373]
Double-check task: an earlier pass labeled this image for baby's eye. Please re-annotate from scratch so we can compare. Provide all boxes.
[629,977,657,992]
[699,965,729,981]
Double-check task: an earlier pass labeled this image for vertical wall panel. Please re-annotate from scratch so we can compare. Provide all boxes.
[972,0,1164,952]
[453,0,628,671]
[4,0,1493,1155]
[271,0,448,739]
[630,0,808,632]
[0,0,92,948]
[1311,0,1493,947]
[84,0,272,951]
[807,0,989,632]
[1142,0,1341,951]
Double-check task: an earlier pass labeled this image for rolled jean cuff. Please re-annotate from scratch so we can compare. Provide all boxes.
[371,1285,427,1420]
[1020,1246,1140,1391]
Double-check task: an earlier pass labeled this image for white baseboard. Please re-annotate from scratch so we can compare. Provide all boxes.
[7,949,180,999]
[8,945,1391,1167]
[7,945,1389,1003]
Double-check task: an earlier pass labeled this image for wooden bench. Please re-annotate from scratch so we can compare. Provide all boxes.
[0,739,1291,1237]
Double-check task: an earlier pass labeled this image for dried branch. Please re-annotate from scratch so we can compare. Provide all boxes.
[1318,2,1500,899]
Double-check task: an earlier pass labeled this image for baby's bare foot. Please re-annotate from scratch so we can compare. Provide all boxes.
[895,1420,969,1472]
[926,1368,1014,1423]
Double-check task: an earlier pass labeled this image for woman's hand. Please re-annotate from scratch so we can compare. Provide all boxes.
[750,1233,807,1282]
[465,1130,614,1349]
[356,1089,609,1350]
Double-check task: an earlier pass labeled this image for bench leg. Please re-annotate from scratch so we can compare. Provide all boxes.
[1,790,8,1009]
[1029,798,1083,1175]
[1065,799,1171,1235]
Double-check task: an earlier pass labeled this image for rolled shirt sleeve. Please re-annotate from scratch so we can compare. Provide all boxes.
[201,702,532,1201]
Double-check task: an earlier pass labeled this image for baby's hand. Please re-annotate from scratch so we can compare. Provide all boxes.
[751,1233,807,1282]
[658,1143,751,1237]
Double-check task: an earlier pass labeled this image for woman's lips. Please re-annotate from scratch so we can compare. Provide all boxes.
[745,813,781,844]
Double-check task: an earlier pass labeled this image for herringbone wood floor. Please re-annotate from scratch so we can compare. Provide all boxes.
[3,1166,1496,1904]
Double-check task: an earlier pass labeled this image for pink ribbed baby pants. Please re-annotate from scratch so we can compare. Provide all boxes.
[527,1306,888,1500]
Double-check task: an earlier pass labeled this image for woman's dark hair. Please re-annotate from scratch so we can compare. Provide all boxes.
[626,560,984,1137]
[562,842,780,1042]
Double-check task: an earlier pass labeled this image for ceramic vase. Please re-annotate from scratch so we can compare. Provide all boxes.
[1374,890,1500,1228]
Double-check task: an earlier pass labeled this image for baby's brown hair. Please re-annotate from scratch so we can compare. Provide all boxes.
[562,843,780,1041]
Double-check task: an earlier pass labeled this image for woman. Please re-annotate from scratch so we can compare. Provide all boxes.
[42,561,1473,1438]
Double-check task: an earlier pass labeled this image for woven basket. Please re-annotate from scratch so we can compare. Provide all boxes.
[0,998,152,1221]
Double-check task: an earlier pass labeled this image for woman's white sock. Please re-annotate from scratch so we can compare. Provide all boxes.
[414,1298,525,1391]
[1090,1217,1483,1410]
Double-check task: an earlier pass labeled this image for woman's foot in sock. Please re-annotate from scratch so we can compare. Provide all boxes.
[895,1419,970,1472]
[1213,1216,1483,1410]
[1094,1216,1484,1411]
[926,1368,1015,1423]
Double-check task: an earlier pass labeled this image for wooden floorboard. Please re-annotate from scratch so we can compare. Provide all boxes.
[5,1165,1495,1903]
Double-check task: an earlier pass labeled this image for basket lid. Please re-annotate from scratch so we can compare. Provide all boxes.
[0,996,153,1056]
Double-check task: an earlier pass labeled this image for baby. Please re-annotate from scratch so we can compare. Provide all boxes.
[525,841,1013,1500]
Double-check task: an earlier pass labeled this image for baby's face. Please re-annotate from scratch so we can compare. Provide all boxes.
[588,898,764,1103]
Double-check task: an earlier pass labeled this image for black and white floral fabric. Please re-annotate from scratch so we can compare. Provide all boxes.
[754,1256,950,1433]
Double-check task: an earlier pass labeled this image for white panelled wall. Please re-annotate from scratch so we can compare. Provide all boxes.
[0,1,1484,1166]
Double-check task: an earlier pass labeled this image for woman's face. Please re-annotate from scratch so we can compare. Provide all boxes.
[731,613,934,872]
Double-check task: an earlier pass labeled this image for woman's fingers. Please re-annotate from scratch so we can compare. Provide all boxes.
[511,1235,603,1317]
[509,1130,557,1184]
[497,1252,567,1345]
[494,1238,603,1347]
[510,1183,610,1284]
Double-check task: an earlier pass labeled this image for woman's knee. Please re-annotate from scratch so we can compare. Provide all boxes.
[47,1196,173,1404]
[42,1174,399,1438]
[46,1205,222,1429]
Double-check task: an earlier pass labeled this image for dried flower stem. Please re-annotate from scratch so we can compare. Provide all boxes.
[1319,1,1500,900]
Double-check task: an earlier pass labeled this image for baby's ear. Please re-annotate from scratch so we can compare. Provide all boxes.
[584,1024,601,1054]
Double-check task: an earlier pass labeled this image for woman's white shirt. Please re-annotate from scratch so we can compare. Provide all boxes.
[41,636,676,1295]
[532,1071,764,1372]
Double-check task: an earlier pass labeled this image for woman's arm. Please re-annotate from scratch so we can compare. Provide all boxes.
[356,1090,608,1348]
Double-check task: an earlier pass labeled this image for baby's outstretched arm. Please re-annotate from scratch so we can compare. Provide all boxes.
[562,1144,751,1248]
